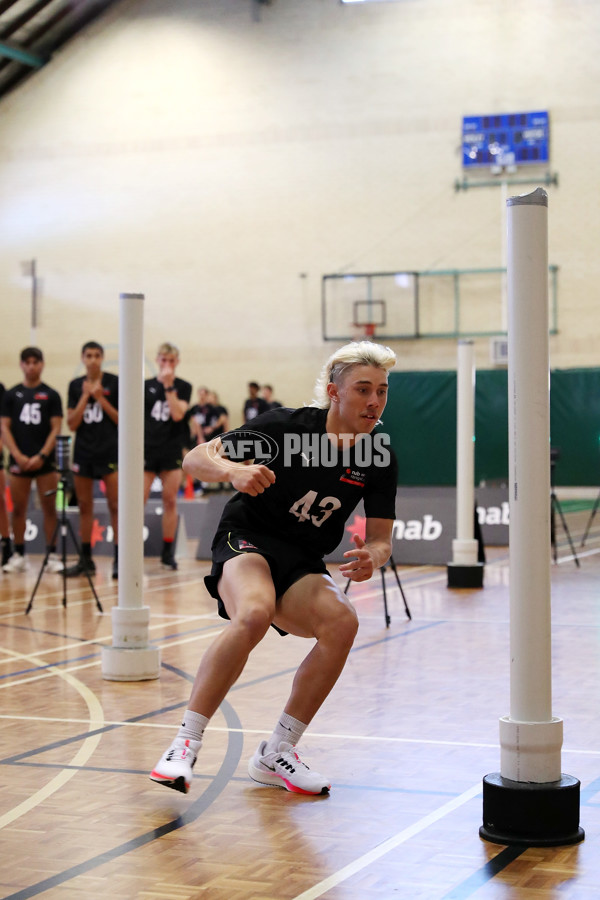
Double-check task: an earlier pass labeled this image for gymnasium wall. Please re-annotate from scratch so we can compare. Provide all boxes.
[0,0,599,426]
[386,368,600,487]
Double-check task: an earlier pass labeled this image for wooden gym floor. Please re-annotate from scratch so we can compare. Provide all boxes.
[1,508,600,899]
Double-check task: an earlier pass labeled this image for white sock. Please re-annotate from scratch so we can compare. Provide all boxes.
[264,712,307,754]
[176,709,210,746]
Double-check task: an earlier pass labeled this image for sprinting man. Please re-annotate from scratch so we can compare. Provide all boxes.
[150,341,397,795]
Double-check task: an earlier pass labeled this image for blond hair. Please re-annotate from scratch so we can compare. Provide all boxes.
[157,341,180,357]
[311,340,396,409]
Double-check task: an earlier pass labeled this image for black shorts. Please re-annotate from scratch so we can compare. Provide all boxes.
[144,455,183,474]
[72,460,118,479]
[204,530,330,637]
[8,461,56,479]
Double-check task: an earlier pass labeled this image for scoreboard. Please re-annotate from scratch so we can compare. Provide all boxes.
[462,111,549,169]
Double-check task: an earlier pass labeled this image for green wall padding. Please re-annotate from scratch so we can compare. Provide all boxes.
[386,368,600,486]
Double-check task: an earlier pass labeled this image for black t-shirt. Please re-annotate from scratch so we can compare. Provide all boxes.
[68,372,119,463]
[216,406,397,557]
[187,402,214,431]
[206,404,228,438]
[244,397,269,422]
[1,382,63,462]
[144,377,192,456]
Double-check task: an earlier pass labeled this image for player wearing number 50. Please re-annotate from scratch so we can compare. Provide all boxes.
[66,342,119,579]
[1,347,64,574]
[150,341,397,796]
[143,342,192,570]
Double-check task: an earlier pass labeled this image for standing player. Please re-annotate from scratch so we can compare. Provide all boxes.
[150,341,397,795]
[0,382,12,567]
[1,347,63,573]
[143,342,192,570]
[66,342,119,579]
[187,386,213,446]
[203,391,229,440]
[261,384,283,410]
[243,381,269,422]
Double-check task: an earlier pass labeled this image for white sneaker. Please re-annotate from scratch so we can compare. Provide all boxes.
[46,553,64,574]
[2,552,29,573]
[248,741,331,795]
[150,738,200,794]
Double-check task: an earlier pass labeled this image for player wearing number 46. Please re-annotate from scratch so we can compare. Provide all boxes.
[66,342,119,579]
[143,342,192,570]
[0,347,64,574]
[150,341,398,796]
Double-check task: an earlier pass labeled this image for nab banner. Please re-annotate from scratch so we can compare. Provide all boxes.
[189,487,510,567]
[325,486,509,566]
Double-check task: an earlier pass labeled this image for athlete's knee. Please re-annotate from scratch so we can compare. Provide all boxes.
[230,601,275,645]
[318,599,359,650]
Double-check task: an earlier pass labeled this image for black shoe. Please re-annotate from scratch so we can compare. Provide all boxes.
[112,558,118,580]
[65,558,96,577]
[161,550,178,570]
[1,541,12,568]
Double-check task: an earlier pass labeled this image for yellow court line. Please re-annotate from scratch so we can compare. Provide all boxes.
[0,647,105,831]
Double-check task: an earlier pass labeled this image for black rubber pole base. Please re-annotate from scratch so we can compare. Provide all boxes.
[480,773,585,846]
[447,562,484,588]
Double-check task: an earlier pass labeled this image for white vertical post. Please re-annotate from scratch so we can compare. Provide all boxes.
[455,340,477,559]
[499,187,560,777]
[480,188,582,847]
[102,293,160,681]
[448,340,483,587]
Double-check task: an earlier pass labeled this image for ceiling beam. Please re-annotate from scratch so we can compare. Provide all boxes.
[0,38,46,66]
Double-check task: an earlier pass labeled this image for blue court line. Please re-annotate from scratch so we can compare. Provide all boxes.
[0,622,222,681]
[0,650,103,680]
[8,760,460,797]
[580,775,600,804]
[227,620,446,694]
[438,774,600,898]
[441,845,525,899]
[0,621,98,641]
[1,698,188,764]
[0,622,447,764]
[2,697,244,900]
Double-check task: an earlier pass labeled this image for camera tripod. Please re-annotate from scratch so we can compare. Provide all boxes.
[344,556,411,628]
[550,469,580,568]
[26,475,103,614]
[580,490,600,548]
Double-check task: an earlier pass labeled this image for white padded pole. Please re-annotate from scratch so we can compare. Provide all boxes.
[452,339,478,566]
[500,188,561,782]
[102,293,160,681]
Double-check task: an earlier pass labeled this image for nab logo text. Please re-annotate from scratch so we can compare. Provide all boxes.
[392,515,442,542]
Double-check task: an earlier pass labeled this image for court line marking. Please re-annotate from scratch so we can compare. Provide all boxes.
[1,714,598,757]
[0,647,104,831]
[0,628,225,690]
[0,573,210,621]
[0,614,220,665]
[292,781,483,900]
[1,698,245,900]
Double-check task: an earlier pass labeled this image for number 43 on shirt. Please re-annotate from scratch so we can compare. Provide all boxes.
[289,491,341,527]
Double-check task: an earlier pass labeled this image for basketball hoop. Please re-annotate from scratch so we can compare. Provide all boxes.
[352,322,376,340]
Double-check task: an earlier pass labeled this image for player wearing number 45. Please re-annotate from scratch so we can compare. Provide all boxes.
[66,342,119,580]
[143,342,192,570]
[0,347,64,574]
[150,340,398,796]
